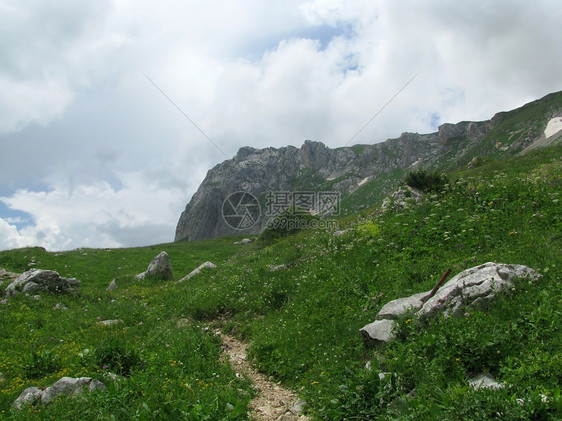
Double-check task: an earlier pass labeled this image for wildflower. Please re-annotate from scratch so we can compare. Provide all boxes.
[0,299,6,304]
[84,308,88,312]
[405,319,412,324]
[311,381,319,385]
[464,312,470,317]
[455,358,461,362]
[50,337,54,341]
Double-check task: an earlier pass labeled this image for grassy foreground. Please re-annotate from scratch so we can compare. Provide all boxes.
[0,145,561,420]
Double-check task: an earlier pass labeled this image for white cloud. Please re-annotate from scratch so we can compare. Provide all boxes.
[0,0,561,250]
[0,170,187,251]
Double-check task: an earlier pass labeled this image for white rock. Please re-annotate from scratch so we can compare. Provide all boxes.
[360,319,396,344]
[178,262,217,282]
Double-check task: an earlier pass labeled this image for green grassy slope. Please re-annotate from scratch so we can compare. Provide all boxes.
[1,146,561,420]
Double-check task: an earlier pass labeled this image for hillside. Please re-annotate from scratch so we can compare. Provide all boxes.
[1,141,560,419]
[175,90,562,242]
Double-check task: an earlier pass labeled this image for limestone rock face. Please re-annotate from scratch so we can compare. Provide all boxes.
[175,136,442,242]
[4,269,80,296]
[136,252,173,281]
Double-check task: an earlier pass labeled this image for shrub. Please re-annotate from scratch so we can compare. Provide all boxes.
[404,169,448,193]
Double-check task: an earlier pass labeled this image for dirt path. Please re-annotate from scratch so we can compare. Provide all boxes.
[216,330,310,421]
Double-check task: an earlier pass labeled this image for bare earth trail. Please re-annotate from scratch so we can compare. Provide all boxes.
[216,330,311,421]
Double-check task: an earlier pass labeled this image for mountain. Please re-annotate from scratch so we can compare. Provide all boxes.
[175,91,562,242]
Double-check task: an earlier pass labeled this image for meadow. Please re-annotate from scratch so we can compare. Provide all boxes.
[0,145,560,420]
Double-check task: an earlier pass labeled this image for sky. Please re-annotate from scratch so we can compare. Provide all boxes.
[1,0,561,251]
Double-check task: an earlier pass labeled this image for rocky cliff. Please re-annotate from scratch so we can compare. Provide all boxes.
[175,91,562,242]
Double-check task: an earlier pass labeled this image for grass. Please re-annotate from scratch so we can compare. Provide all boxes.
[1,145,561,420]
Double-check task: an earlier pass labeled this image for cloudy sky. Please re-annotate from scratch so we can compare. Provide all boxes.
[1,0,561,251]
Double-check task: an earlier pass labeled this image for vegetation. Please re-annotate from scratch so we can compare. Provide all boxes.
[404,169,449,193]
[0,145,561,420]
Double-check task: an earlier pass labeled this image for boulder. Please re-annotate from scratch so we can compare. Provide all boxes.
[13,377,104,409]
[360,319,396,345]
[106,279,118,291]
[417,263,540,318]
[382,186,423,211]
[178,262,217,282]
[376,291,427,320]
[136,251,173,281]
[360,263,540,345]
[4,269,80,297]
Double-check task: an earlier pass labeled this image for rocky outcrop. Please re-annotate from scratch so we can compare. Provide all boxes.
[13,377,105,410]
[136,251,173,281]
[4,269,80,297]
[175,91,562,242]
[361,263,540,345]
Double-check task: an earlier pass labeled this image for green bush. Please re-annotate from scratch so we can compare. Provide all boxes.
[404,169,448,193]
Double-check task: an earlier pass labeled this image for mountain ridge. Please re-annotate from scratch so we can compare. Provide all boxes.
[175,90,562,242]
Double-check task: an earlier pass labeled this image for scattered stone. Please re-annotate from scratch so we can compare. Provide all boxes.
[360,319,396,345]
[234,238,252,245]
[106,279,118,291]
[289,399,307,414]
[333,229,351,236]
[178,261,217,282]
[468,373,505,390]
[103,372,121,382]
[382,185,423,211]
[361,263,540,345]
[98,319,123,327]
[53,303,68,311]
[4,269,80,297]
[269,264,288,272]
[135,251,173,281]
[0,268,19,283]
[176,318,190,328]
[13,377,104,409]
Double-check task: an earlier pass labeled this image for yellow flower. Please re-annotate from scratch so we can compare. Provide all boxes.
[455,358,461,362]
[311,381,319,385]
[405,319,412,324]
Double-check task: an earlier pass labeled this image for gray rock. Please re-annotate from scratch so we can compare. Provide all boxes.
[136,251,173,281]
[13,377,104,409]
[361,263,539,345]
[41,376,105,404]
[234,238,252,245]
[468,373,504,390]
[0,268,19,283]
[4,269,80,297]
[268,264,287,272]
[178,261,217,282]
[360,319,396,345]
[53,302,68,311]
[376,291,427,320]
[106,279,118,291]
[382,185,423,211]
[12,387,44,409]
[98,319,123,327]
[418,263,540,318]
[289,398,307,414]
